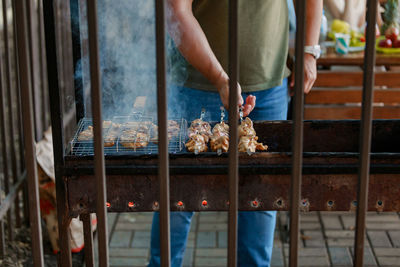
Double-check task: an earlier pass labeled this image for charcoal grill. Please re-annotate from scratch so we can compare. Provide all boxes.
[39,0,399,266]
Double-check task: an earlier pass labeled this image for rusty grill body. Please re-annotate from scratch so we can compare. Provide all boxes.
[12,0,393,266]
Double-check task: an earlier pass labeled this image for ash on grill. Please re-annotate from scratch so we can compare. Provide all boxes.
[69,115,187,156]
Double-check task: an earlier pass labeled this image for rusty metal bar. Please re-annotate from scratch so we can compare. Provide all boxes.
[86,0,109,266]
[42,0,72,265]
[3,0,21,228]
[0,219,4,258]
[155,0,170,266]
[14,0,44,265]
[290,0,307,266]
[0,40,13,243]
[354,1,378,266]
[12,0,28,225]
[228,0,239,266]
[81,214,95,267]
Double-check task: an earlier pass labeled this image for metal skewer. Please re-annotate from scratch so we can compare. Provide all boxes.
[220,106,225,123]
[200,108,206,121]
[239,107,243,122]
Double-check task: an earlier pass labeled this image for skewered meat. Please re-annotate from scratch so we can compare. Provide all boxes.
[210,122,229,153]
[238,117,268,153]
[185,134,208,153]
[188,119,212,142]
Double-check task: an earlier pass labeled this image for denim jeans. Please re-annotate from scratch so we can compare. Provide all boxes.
[148,79,290,267]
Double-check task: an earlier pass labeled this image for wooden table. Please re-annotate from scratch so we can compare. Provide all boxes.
[318,50,400,67]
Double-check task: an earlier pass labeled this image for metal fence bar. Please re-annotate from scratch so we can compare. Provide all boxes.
[87,0,109,266]
[2,0,21,228]
[12,0,29,225]
[289,0,307,266]
[354,1,377,266]
[228,0,239,266]
[155,0,170,266]
[42,0,72,265]
[81,214,95,267]
[0,42,13,243]
[14,0,44,265]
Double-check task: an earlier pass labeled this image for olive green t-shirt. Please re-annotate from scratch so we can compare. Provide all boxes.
[182,0,290,92]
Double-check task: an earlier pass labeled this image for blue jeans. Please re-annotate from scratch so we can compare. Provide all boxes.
[149,79,290,267]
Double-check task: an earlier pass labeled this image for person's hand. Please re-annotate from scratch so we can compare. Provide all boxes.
[289,53,317,96]
[218,80,256,117]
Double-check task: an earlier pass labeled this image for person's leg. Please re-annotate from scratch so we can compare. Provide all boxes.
[148,212,194,267]
[238,79,289,267]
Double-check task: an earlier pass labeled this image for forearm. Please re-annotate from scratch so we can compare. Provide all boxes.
[305,0,323,46]
[167,1,228,89]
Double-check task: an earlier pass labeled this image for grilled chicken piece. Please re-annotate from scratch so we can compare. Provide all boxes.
[188,119,212,143]
[120,129,149,149]
[185,134,208,153]
[210,122,229,153]
[78,126,93,141]
[238,136,268,153]
[238,117,256,137]
[104,123,121,147]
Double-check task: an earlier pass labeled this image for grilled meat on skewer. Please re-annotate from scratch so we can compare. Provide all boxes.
[185,134,208,153]
[210,122,229,153]
[238,117,268,153]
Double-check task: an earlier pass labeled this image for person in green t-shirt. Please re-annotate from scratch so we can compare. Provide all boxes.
[149,1,322,266]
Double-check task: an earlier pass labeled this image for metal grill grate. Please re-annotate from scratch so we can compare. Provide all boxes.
[69,116,187,156]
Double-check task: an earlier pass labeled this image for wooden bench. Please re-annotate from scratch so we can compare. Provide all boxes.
[305,70,400,120]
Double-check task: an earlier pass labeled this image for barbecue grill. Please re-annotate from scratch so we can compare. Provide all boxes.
[39,0,400,266]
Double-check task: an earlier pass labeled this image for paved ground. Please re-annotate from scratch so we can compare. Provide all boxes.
[98,211,400,267]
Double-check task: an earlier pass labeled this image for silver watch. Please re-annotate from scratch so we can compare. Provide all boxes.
[304,45,321,59]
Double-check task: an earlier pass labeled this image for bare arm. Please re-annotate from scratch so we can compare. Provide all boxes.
[291,0,322,94]
[324,0,343,20]
[167,0,256,116]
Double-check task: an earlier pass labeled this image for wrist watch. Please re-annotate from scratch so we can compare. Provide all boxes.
[304,45,321,59]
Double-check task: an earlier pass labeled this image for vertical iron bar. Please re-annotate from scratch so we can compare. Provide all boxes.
[14,0,44,265]
[155,0,170,266]
[12,0,29,225]
[81,214,95,267]
[289,0,307,266]
[0,38,13,244]
[354,1,377,266]
[42,0,73,265]
[86,0,109,266]
[70,0,85,121]
[0,47,7,260]
[3,0,21,228]
[228,0,239,266]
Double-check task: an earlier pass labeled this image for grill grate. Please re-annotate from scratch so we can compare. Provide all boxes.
[69,116,187,156]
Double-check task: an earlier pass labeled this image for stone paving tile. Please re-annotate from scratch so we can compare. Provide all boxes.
[367,230,392,247]
[374,248,400,257]
[329,247,353,266]
[182,248,194,267]
[196,231,216,248]
[367,222,400,230]
[195,257,227,267]
[284,247,327,257]
[108,213,118,235]
[284,256,330,266]
[217,231,227,248]
[325,230,354,239]
[377,256,400,267]
[302,230,325,248]
[300,222,322,230]
[198,223,227,231]
[270,247,284,267]
[110,231,133,248]
[327,238,368,247]
[366,213,400,222]
[388,230,400,247]
[300,212,319,222]
[109,257,148,266]
[115,222,152,231]
[321,214,343,230]
[109,247,149,258]
[196,248,227,257]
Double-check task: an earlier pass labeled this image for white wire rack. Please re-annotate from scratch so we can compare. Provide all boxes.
[68,116,187,156]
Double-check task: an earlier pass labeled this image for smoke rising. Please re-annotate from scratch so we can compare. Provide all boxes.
[74,0,188,120]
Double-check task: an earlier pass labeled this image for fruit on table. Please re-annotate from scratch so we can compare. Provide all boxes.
[393,39,400,48]
[385,26,399,43]
[331,19,350,34]
[379,38,393,48]
[350,30,366,46]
